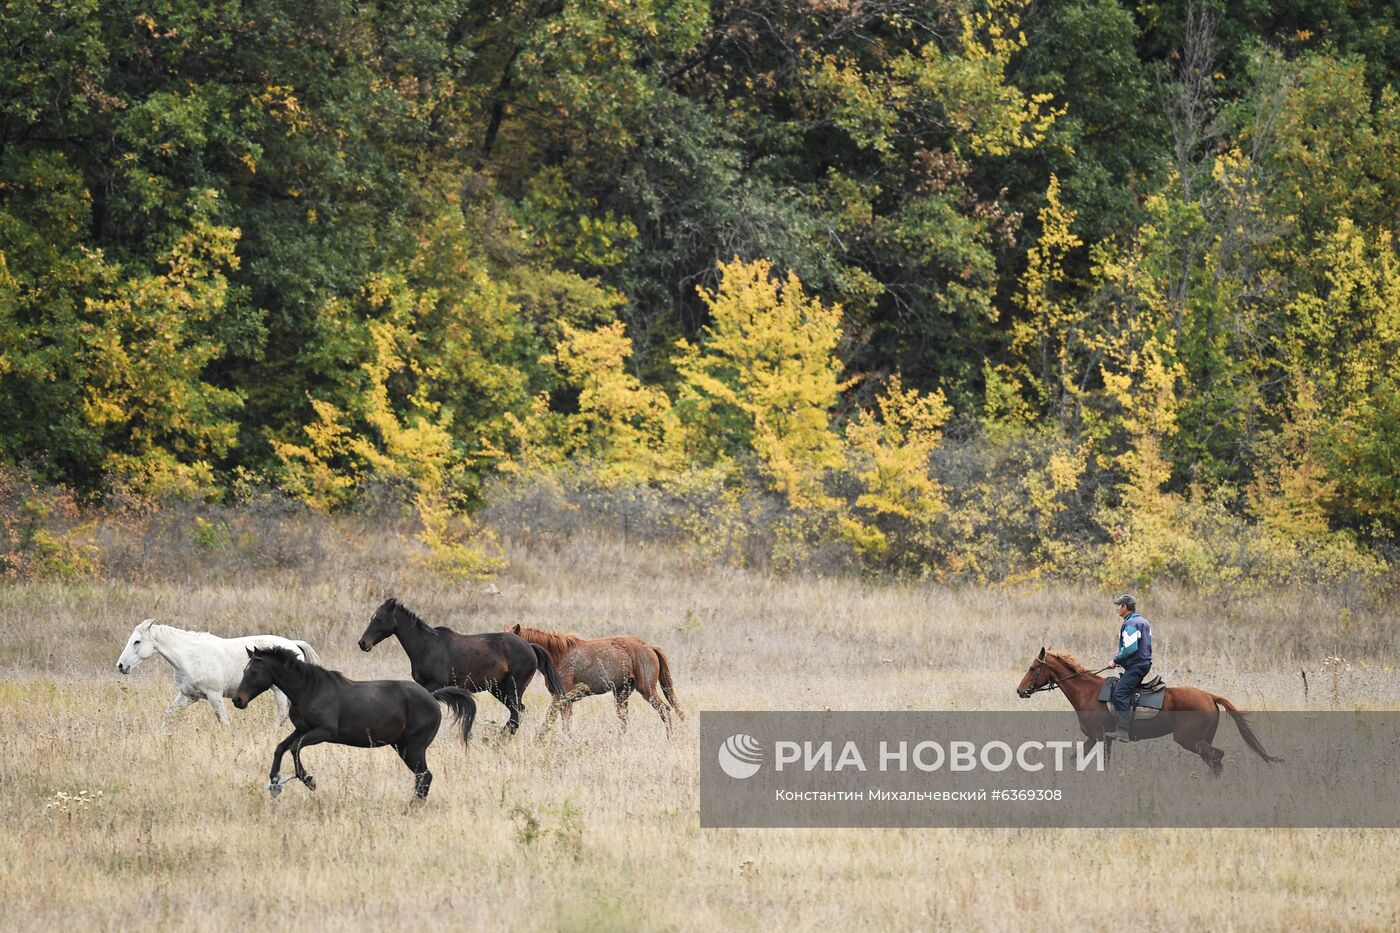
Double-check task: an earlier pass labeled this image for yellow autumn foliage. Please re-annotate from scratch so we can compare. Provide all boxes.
[1097,335,1203,585]
[1010,174,1086,419]
[547,321,677,483]
[842,375,951,558]
[674,258,851,511]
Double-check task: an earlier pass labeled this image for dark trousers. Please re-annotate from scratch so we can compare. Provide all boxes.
[1112,660,1152,731]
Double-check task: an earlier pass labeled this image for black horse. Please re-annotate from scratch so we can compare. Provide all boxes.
[232,646,476,800]
[358,598,564,734]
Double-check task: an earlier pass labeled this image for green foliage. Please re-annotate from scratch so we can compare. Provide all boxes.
[1327,373,1400,531]
[1007,0,1161,245]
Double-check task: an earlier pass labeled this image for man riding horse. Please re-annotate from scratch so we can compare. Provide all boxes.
[1105,594,1152,742]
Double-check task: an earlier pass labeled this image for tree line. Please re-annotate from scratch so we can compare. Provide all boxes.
[2,0,1397,583]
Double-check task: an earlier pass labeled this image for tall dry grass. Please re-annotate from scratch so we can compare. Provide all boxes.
[1,521,1398,930]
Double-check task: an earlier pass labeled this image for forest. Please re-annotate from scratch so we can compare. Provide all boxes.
[3,0,1399,586]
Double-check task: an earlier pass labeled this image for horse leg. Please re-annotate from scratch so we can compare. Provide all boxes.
[268,729,304,796]
[636,680,673,737]
[540,690,563,735]
[289,727,336,790]
[553,681,591,736]
[614,684,633,734]
[203,691,232,728]
[1195,739,1225,776]
[488,684,522,735]
[397,743,433,801]
[647,693,673,737]
[165,692,194,720]
[272,687,290,725]
[1173,731,1224,776]
[503,676,526,734]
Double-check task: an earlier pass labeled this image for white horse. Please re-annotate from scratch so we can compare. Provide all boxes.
[116,620,322,726]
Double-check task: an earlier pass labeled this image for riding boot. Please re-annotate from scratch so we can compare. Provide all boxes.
[1105,709,1132,742]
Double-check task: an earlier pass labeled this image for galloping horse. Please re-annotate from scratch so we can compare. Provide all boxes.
[358,599,564,734]
[116,619,321,726]
[1016,647,1281,774]
[508,624,682,736]
[233,646,476,801]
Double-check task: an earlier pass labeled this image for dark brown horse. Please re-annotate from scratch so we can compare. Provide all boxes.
[508,624,682,736]
[1016,647,1281,774]
[232,646,476,800]
[359,598,564,734]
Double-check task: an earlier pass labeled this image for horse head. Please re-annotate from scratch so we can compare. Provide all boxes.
[116,619,159,675]
[358,598,400,652]
[1016,647,1052,698]
[233,646,296,708]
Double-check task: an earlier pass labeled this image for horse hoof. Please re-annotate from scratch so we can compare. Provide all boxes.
[303,775,316,791]
[268,781,283,798]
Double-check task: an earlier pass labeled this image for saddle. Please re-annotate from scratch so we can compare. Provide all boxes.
[1097,674,1167,719]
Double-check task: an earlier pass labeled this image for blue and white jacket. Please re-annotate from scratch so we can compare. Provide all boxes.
[1114,613,1152,665]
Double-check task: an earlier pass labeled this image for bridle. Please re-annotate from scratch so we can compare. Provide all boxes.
[1022,654,1113,696]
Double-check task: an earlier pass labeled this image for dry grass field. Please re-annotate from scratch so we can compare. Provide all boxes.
[2,530,1398,931]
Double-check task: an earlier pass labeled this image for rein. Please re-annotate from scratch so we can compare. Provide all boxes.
[1024,656,1113,695]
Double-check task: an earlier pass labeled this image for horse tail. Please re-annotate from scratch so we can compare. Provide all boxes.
[293,641,322,666]
[433,687,477,747]
[653,646,683,720]
[1213,695,1283,763]
[532,644,565,698]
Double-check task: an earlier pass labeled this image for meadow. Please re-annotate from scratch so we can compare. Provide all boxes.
[2,527,1398,931]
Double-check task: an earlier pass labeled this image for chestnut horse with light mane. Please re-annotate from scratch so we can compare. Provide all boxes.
[1016,647,1281,774]
[508,624,682,736]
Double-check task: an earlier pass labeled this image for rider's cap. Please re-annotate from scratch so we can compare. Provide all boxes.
[1113,594,1136,610]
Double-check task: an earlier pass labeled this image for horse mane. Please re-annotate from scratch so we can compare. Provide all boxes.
[386,598,435,633]
[248,645,348,686]
[147,620,214,638]
[318,666,352,684]
[514,625,581,657]
[1047,650,1089,672]
[250,645,304,666]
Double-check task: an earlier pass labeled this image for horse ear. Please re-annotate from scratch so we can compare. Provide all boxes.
[1038,646,1046,659]
[246,646,255,657]
[512,623,522,635]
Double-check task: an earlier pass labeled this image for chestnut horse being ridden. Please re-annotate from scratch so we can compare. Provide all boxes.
[508,624,682,736]
[1016,648,1282,774]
